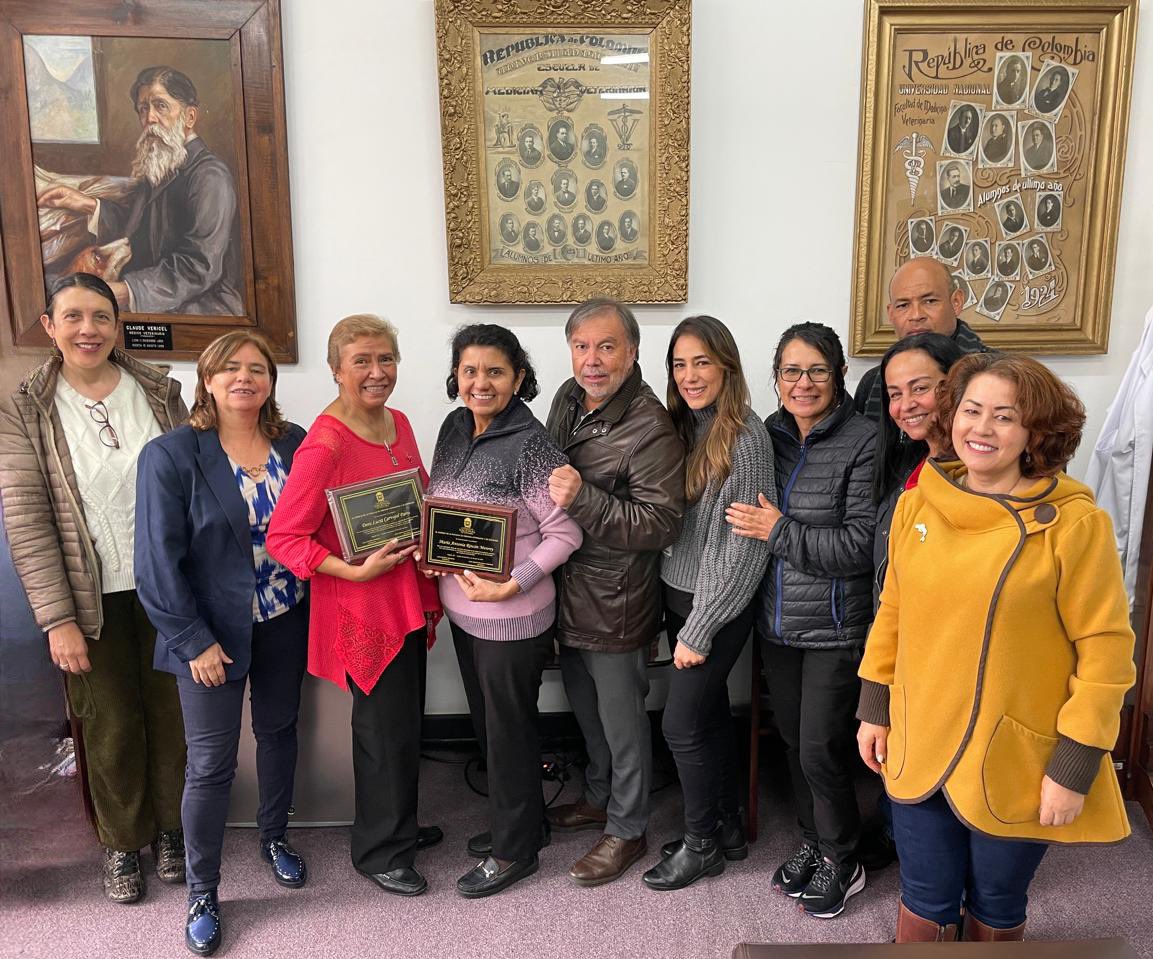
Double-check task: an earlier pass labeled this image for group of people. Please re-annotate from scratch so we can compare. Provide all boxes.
[0,259,1135,956]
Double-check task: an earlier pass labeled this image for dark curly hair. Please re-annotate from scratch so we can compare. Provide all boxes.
[936,351,1085,477]
[445,324,539,401]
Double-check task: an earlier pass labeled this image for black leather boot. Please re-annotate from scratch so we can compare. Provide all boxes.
[642,831,725,891]
[660,813,747,861]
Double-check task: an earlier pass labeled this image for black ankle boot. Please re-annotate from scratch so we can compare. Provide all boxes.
[642,831,724,891]
[660,813,748,861]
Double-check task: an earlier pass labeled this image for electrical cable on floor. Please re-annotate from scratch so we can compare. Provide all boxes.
[420,750,470,765]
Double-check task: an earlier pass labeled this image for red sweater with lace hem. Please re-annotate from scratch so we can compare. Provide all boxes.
[267,412,441,694]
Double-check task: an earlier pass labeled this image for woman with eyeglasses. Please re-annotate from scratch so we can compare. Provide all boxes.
[0,272,188,905]
[726,322,876,919]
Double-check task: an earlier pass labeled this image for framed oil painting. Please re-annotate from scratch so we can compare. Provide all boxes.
[850,0,1138,355]
[0,0,297,360]
[434,0,691,304]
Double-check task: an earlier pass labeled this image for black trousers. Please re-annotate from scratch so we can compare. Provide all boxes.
[661,600,754,837]
[452,623,552,861]
[177,601,309,893]
[761,641,862,866]
[348,629,427,874]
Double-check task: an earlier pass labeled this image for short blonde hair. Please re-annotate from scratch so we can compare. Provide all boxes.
[327,314,400,370]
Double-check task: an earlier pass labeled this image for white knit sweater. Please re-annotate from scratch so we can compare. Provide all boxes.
[55,374,161,593]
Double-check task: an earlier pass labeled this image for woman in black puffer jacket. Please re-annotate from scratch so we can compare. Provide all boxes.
[726,322,876,920]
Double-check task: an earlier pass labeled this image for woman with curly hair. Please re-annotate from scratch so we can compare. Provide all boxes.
[857,352,1136,942]
[424,324,582,898]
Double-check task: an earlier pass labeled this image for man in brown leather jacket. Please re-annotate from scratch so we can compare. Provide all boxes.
[545,298,685,886]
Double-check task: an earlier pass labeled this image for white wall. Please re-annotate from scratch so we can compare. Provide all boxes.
[167,0,1153,713]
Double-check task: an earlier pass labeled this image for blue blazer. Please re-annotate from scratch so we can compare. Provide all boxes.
[135,422,306,680]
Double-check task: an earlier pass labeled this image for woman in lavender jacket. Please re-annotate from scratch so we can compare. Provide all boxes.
[424,324,582,899]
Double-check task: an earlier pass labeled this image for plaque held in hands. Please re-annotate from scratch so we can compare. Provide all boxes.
[325,468,424,564]
[418,496,517,582]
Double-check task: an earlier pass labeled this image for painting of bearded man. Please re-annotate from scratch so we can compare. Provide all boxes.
[36,63,243,315]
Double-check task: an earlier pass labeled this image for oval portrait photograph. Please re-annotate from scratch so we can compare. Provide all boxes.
[612,158,638,200]
[595,219,617,252]
[517,124,544,168]
[581,123,608,169]
[552,168,578,209]
[585,179,608,213]
[495,158,521,200]
[546,213,567,246]
[571,213,592,246]
[498,212,520,245]
[547,115,576,163]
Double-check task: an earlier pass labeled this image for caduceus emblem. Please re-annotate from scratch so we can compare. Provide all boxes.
[894,133,934,204]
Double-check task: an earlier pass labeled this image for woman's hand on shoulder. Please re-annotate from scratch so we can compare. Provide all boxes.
[189,642,233,687]
[453,569,520,602]
[355,540,418,582]
[857,722,889,775]
[672,640,706,669]
[1039,774,1086,827]
[48,622,91,673]
[726,493,781,541]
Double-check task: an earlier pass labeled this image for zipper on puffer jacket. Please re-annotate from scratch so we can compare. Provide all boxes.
[830,577,843,633]
[773,441,808,640]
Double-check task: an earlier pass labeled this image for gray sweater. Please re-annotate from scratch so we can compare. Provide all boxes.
[660,406,775,655]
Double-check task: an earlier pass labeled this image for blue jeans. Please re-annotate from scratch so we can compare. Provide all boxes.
[177,602,309,893]
[892,789,1048,929]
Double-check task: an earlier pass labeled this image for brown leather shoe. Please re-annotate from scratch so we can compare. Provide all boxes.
[569,834,648,887]
[962,913,1025,941]
[895,902,958,942]
[546,797,607,832]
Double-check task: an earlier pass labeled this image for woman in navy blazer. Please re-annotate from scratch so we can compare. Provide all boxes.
[136,332,308,958]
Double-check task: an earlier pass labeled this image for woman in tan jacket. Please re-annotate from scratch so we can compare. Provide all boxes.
[0,273,188,903]
[857,352,1135,942]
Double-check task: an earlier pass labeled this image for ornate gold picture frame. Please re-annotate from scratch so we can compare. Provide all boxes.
[850,0,1138,356]
[434,0,691,304]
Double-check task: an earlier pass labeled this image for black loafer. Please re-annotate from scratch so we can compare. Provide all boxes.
[416,825,444,850]
[260,837,307,888]
[466,821,551,857]
[185,890,221,956]
[359,866,427,897]
[457,855,538,898]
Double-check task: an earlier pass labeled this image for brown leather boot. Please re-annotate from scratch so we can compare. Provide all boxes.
[895,902,959,942]
[962,913,1026,941]
[569,834,647,886]
[546,797,608,831]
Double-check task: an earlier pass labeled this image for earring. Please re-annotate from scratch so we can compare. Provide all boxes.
[899,429,908,443]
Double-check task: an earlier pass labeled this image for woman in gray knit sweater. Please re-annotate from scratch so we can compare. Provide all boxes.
[642,315,775,892]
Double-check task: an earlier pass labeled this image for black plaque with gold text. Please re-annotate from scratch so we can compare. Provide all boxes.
[325,468,424,564]
[418,496,517,582]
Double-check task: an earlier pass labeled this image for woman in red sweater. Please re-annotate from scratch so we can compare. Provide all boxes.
[266,314,442,897]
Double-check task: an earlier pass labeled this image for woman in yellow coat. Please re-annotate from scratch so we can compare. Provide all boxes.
[857,352,1135,943]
